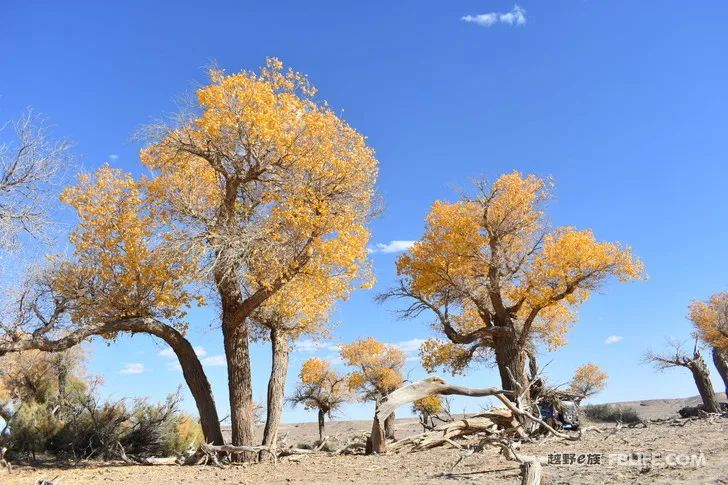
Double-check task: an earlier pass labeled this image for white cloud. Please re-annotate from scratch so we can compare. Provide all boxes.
[369,240,416,254]
[108,154,119,160]
[159,346,207,358]
[604,335,623,345]
[324,354,344,366]
[294,338,328,352]
[120,362,144,374]
[393,338,426,353]
[201,355,226,367]
[462,5,526,27]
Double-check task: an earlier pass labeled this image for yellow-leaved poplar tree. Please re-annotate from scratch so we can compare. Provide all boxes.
[380,172,643,408]
[340,337,405,438]
[289,357,348,440]
[570,363,608,400]
[140,58,377,451]
[689,292,728,398]
[0,166,225,444]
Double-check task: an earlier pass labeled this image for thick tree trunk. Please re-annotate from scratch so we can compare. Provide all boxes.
[215,261,256,459]
[384,410,396,440]
[712,347,728,400]
[262,328,290,447]
[689,352,720,413]
[222,316,255,457]
[318,408,325,441]
[492,333,529,401]
[171,332,225,446]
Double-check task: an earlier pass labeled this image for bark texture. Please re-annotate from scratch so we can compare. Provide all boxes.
[262,328,290,447]
[318,409,326,441]
[689,352,719,413]
[384,411,396,440]
[712,347,728,399]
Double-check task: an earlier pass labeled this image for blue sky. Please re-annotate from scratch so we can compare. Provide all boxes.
[2,1,728,423]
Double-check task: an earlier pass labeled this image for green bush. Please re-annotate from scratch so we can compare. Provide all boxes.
[582,404,641,424]
[8,402,62,457]
[4,385,198,460]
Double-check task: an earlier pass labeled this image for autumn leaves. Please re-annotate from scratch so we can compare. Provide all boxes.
[2,58,648,457]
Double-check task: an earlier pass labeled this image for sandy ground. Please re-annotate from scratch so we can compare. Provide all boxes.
[5,395,728,484]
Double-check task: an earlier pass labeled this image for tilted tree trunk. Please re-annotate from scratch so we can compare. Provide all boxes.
[318,408,325,441]
[688,352,720,413]
[0,317,224,445]
[712,347,728,399]
[262,327,290,447]
[384,410,396,440]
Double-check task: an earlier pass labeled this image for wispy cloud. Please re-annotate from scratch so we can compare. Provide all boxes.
[159,346,207,358]
[392,338,426,353]
[108,154,119,161]
[120,362,144,374]
[294,338,328,352]
[201,355,226,367]
[324,354,344,366]
[462,5,526,27]
[368,240,416,254]
[604,335,623,345]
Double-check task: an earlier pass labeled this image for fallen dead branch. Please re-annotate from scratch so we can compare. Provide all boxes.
[369,376,579,455]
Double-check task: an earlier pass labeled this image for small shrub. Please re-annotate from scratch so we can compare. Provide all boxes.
[163,413,203,454]
[582,404,641,424]
[8,402,62,457]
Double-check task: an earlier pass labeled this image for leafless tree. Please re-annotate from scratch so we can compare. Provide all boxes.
[0,111,69,252]
[645,339,720,413]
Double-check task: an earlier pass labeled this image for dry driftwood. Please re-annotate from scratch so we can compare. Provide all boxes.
[520,460,543,485]
[389,409,523,453]
[368,376,579,455]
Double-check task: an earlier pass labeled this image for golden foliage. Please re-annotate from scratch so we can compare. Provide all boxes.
[393,171,644,375]
[57,166,202,327]
[293,357,347,413]
[690,292,728,352]
[141,58,377,329]
[419,338,483,375]
[571,363,608,398]
[412,395,444,416]
[340,337,405,400]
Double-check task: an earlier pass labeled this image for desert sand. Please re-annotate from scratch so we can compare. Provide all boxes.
[5,395,728,484]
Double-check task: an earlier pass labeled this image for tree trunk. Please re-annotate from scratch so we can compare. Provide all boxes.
[215,259,256,459]
[367,414,385,454]
[262,328,290,447]
[384,410,396,440]
[131,320,225,446]
[712,347,728,400]
[492,332,529,402]
[492,333,539,432]
[689,352,720,413]
[222,317,255,459]
[318,408,325,441]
